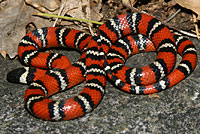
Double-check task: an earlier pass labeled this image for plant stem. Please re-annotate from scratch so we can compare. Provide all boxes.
[37,13,104,25]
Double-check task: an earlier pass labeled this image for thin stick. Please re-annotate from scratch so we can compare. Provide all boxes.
[192,13,200,39]
[179,30,198,38]
[164,9,181,23]
[52,0,67,27]
[37,12,104,25]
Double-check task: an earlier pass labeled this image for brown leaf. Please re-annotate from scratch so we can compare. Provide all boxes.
[175,0,200,20]
[1,0,102,58]
[148,93,160,99]
[25,0,60,12]
[0,50,7,59]
[90,0,103,21]
[122,0,137,7]
[61,0,102,22]
[1,0,62,58]
[0,0,26,58]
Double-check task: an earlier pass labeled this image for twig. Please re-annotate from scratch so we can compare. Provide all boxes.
[37,12,103,25]
[164,9,181,23]
[178,30,198,38]
[52,0,67,27]
[192,13,200,39]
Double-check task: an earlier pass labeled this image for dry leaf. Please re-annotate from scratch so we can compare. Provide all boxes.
[0,0,60,58]
[25,0,60,12]
[122,0,137,7]
[148,93,160,99]
[61,0,102,21]
[175,0,200,20]
[1,0,102,58]
[90,0,103,21]
[0,50,7,59]
[54,0,102,32]
[0,0,26,58]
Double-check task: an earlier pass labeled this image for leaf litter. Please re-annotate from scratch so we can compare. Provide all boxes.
[0,0,102,58]
[0,0,199,59]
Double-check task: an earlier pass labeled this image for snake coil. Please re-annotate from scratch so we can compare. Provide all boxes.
[7,13,197,121]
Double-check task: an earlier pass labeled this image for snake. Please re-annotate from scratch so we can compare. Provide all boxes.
[7,12,197,121]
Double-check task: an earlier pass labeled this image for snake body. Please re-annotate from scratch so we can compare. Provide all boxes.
[7,13,197,121]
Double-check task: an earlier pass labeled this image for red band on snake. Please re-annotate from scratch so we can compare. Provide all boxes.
[7,13,197,121]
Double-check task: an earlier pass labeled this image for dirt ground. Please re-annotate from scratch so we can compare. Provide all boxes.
[0,0,200,133]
